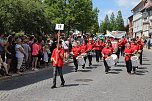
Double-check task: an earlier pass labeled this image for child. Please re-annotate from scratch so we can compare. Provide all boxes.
[43,45,49,67]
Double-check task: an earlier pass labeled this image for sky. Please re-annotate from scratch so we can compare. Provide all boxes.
[92,0,141,24]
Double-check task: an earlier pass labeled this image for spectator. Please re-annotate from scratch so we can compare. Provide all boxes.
[31,39,40,71]
[62,38,69,61]
[0,33,6,61]
[22,39,31,68]
[4,35,14,74]
[15,38,25,74]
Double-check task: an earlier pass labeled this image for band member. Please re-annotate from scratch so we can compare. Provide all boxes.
[71,42,81,72]
[102,43,113,74]
[117,39,122,61]
[94,38,102,63]
[51,41,65,89]
[87,38,94,66]
[81,40,87,68]
[120,36,127,56]
[124,43,134,74]
[137,38,144,65]
[131,39,140,73]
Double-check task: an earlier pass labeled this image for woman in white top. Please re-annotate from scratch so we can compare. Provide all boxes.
[15,38,25,74]
[62,38,69,61]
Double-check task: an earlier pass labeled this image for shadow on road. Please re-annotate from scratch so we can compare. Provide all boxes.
[108,71,120,74]
[111,69,123,71]
[116,64,126,67]
[142,59,150,61]
[0,64,74,91]
[134,72,145,75]
[78,70,91,72]
[86,66,97,69]
[138,67,147,69]
[142,63,151,65]
[63,84,79,87]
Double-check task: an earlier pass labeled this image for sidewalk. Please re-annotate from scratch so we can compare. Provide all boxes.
[0,59,73,81]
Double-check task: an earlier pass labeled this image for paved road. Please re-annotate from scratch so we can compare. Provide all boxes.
[0,49,152,101]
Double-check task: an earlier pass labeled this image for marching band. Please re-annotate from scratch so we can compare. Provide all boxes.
[51,34,144,88]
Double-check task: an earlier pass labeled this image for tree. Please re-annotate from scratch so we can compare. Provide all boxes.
[115,10,125,31]
[110,12,116,31]
[101,15,110,34]
[74,0,97,33]
[90,8,100,34]
[0,0,50,34]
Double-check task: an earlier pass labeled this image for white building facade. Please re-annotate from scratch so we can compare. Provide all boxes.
[141,0,152,37]
[132,1,145,38]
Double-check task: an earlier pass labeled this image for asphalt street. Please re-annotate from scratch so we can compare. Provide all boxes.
[0,49,152,101]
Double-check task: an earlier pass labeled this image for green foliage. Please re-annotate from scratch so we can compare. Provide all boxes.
[0,0,50,34]
[110,12,116,31]
[115,10,125,31]
[0,0,99,34]
[100,10,125,34]
[101,15,110,34]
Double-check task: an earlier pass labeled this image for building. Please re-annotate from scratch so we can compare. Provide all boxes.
[128,15,133,37]
[132,0,145,38]
[141,0,152,37]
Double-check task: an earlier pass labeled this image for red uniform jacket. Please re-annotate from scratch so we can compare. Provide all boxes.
[87,42,94,51]
[81,44,87,53]
[51,48,64,67]
[131,43,139,53]
[138,41,144,50]
[102,47,113,59]
[118,41,122,48]
[124,48,134,61]
[72,46,81,58]
[121,38,127,46]
[94,41,102,50]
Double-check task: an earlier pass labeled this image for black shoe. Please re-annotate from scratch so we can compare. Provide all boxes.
[5,74,12,76]
[51,85,56,89]
[105,72,108,74]
[61,81,65,87]
[89,63,92,66]
[75,69,78,72]
[82,65,85,69]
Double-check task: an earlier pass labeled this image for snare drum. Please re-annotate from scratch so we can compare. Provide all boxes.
[131,56,139,67]
[76,56,85,66]
[81,53,87,57]
[105,56,115,67]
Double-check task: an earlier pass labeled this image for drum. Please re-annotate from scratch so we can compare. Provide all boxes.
[111,54,118,63]
[105,56,115,67]
[81,53,87,57]
[76,56,85,66]
[131,56,139,67]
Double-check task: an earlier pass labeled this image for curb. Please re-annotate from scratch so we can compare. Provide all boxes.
[0,59,73,81]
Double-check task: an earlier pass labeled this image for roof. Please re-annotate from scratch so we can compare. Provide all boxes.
[131,0,145,12]
[128,15,133,19]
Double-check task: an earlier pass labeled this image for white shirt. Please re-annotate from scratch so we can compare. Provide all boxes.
[62,40,69,50]
[15,44,24,58]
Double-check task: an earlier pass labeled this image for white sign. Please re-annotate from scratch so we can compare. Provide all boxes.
[55,24,64,30]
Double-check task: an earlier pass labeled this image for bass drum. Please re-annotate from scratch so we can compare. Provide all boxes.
[111,54,118,63]
[131,56,139,67]
[105,56,115,67]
